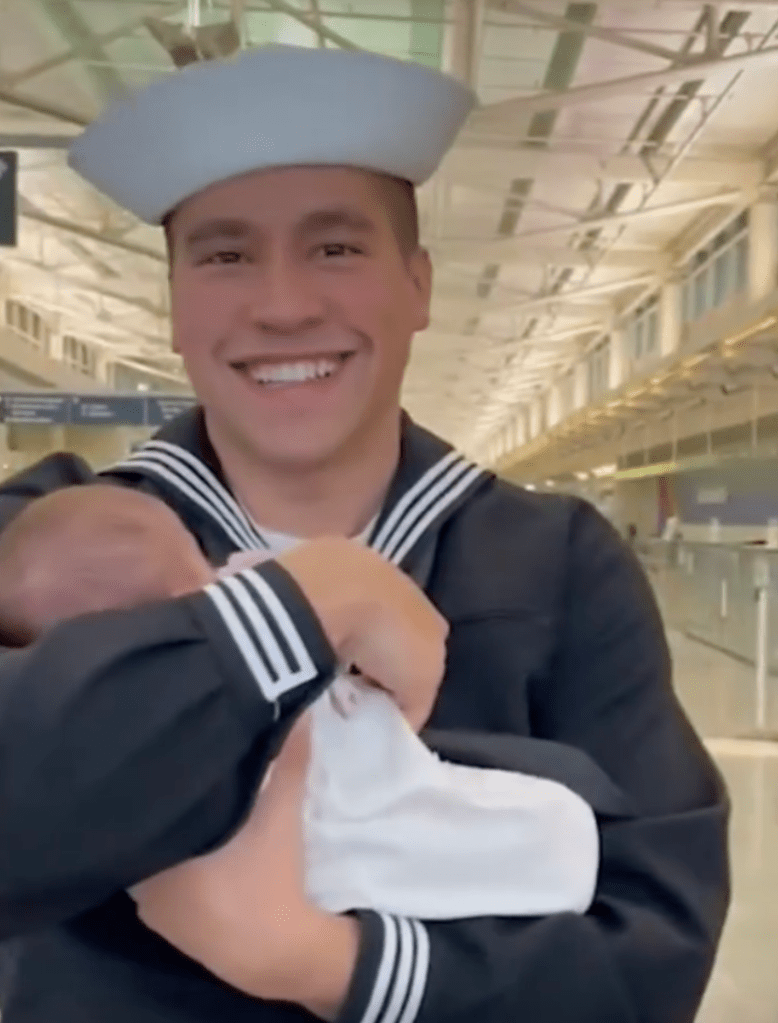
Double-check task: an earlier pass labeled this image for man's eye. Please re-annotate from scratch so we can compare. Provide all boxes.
[202,251,247,265]
[319,243,361,258]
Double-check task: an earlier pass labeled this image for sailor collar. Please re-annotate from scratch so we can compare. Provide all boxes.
[102,408,492,571]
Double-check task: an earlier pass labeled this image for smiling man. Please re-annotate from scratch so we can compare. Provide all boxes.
[0,44,728,1023]
[162,165,433,537]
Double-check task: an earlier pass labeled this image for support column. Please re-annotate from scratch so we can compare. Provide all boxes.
[609,328,625,391]
[529,398,542,438]
[515,411,527,447]
[547,383,562,427]
[573,361,588,410]
[659,279,681,358]
[94,349,111,385]
[748,200,778,301]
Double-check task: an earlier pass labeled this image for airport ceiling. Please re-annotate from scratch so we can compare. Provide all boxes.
[3,0,778,456]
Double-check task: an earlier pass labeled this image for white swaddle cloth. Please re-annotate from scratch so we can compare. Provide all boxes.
[219,547,600,921]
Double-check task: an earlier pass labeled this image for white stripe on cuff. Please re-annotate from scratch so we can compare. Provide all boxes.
[358,916,430,1023]
[397,922,430,1023]
[359,915,399,1023]
[203,569,318,701]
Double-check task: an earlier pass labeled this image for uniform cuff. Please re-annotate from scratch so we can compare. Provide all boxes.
[187,559,337,710]
[337,911,430,1023]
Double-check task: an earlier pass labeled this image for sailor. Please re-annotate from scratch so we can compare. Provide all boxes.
[0,44,728,1023]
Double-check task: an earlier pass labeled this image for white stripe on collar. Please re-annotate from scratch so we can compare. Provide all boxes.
[105,439,484,563]
[372,452,483,565]
[105,440,268,551]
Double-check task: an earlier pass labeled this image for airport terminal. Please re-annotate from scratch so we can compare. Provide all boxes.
[0,2,776,1021]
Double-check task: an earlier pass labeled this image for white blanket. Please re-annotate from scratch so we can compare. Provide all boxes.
[218,552,600,921]
[302,675,598,920]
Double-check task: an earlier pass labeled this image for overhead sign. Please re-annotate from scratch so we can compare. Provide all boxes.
[0,392,197,426]
[70,395,147,426]
[0,151,18,247]
[147,396,198,426]
[2,393,70,424]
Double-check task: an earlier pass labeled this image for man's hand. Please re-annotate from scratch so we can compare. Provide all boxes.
[0,485,214,645]
[131,714,359,1020]
[277,538,448,731]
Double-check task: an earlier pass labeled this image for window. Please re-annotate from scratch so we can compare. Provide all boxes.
[62,335,97,377]
[713,249,730,307]
[587,338,611,401]
[625,294,659,367]
[735,235,749,293]
[681,209,750,323]
[693,267,709,318]
[4,300,48,350]
[646,310,658,354]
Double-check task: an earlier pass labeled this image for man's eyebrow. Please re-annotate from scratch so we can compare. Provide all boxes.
[183,219,253,248]
[297,208,377,235]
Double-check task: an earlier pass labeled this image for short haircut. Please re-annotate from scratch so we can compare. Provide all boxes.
[162,172,419,264]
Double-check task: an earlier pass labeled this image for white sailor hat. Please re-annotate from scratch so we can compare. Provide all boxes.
[67,45,476,225]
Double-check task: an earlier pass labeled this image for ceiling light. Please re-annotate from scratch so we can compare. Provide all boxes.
[144,16,240,67]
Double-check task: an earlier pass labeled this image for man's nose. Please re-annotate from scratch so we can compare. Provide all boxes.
[243,256,328,334]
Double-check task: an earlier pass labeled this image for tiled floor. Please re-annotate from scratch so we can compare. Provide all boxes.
[669,631,778,1023]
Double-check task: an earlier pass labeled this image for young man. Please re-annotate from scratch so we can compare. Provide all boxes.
[0,45,728,1023]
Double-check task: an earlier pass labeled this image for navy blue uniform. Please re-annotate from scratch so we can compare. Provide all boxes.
[0,410,729,1023]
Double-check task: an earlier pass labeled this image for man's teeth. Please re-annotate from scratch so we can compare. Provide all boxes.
[247,358,342,385]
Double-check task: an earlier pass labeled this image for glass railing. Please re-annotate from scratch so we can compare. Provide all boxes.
[639,538,778,735]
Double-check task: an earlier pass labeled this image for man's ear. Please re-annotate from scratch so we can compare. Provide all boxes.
[408,248,432,332]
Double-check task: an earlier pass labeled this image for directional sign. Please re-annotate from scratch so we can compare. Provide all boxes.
[70,395,147,426]
[0,151,18,247]
[3,393,70,424]
[147,395,198,426]
[0,392,197,427]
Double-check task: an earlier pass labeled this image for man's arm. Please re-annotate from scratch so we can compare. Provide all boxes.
[0,555,337,940]
[0,455,448,942]
[328,502,729,1023]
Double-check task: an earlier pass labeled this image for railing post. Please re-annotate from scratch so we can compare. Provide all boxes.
[753,555,770,732]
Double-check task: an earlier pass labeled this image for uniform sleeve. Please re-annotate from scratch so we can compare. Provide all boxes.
[0,560,337,941]
[333,501,730,1023]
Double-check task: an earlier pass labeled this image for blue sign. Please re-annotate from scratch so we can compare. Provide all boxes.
[0,151,17,247]
[2,393,70,424]
[70,395,147,426]
[0,392,198,426]
[147,396,198,426]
